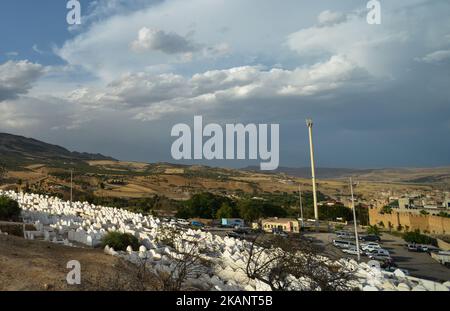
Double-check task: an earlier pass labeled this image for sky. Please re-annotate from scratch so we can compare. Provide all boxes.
[0,0,449,169]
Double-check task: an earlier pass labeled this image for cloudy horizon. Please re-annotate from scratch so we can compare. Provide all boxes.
[1,0,449,169]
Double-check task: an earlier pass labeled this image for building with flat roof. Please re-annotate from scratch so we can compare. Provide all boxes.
[398,197,413,209]
[261,217,300,233]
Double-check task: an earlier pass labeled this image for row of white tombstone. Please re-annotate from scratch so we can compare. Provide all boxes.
[1,189,449,291]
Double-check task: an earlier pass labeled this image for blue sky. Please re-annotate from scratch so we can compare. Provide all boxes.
[0,1,69,64]
[0,0,450,169]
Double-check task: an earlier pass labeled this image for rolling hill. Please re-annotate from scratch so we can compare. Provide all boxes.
[245,166,450,185]
[0,132,446,211]
[0,133,115,166]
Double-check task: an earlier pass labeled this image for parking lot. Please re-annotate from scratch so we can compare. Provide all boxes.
[304,231,450,282]
[182,219,450,282]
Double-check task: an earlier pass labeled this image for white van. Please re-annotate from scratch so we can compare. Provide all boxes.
[333,239,356,249]
[336,231,355,240]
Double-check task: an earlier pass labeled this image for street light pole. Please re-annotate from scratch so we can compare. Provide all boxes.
[298,184,304,227]
[350,177,361,261]
[70,168,73,208]
[306,119,319,222]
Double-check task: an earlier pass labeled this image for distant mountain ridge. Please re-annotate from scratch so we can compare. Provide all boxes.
[0,133,116,164]
[245,165,450,184]
[244,166,371,179]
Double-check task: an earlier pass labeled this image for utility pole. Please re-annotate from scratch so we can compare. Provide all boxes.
[298,184,304,227]
[70,168,73,208]
[350,177,361,261]
[306,119,319,222]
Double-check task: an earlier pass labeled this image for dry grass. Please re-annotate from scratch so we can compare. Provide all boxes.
[0,234,149,291]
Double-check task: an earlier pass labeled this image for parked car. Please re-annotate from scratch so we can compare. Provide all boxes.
[367,248,390,260]
[342,246,361,256]
[406,244,432,253]
[361,241,381,248]
[191,221,205,227]
[369,253,392,261]
[360,234,381,242]
[406,243,419,252]
[336,231,355,240]
[366,248,390,257]
[333,239,356,249]
[361,243,381,253]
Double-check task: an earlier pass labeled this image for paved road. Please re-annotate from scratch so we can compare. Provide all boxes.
[304,232,450,282]
[381,233,450,282]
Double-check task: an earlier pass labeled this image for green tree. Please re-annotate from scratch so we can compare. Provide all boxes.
[438,212,450,218]
[0,163,7,181]
[238,199,262,222]
[176,192,235,219]
[389,200,399,208]
[237,199,286,222]
[216,202,233,219]
[367,225,380,236]
[381,206,392,214]
[319,204,353,221]
[0,196,21,221]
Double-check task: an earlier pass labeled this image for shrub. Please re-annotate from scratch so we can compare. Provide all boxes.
[380,206,392,214]
[403,230,437,246]
[101,231,139,251]
[0,196,21,221]
[367,225,380,236]
[334,224,344,231]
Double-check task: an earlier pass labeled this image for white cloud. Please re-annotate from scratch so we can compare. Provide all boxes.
[418,50,450,64]
[32,44,44,55]
[287,1,450,77]
[54,0,317,81]
[65,55,372,121]
[317,10,347,27]
[131,27,200,54]
[0,60,44,101]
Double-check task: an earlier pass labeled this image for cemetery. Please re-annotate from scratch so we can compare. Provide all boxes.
[1,189,449,291]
